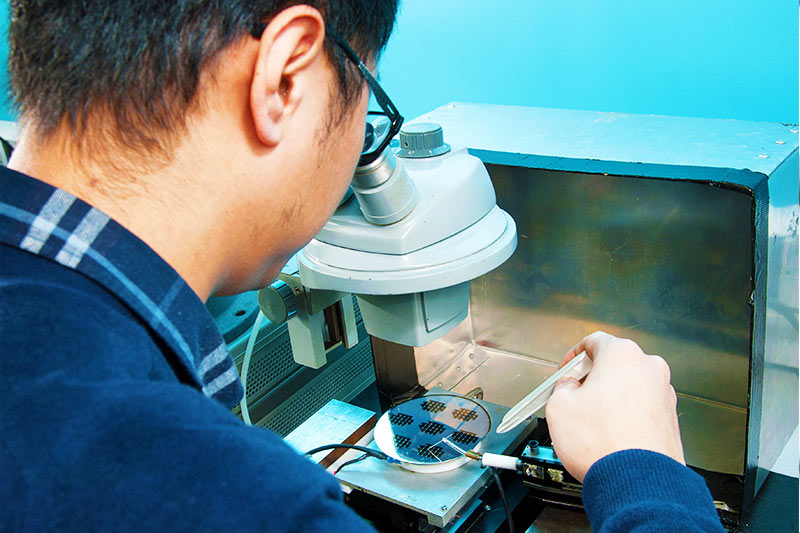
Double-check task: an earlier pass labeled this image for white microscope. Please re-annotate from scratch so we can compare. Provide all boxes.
[258,117,517,369]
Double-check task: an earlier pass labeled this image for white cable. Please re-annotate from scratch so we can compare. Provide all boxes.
[239,310,264,426]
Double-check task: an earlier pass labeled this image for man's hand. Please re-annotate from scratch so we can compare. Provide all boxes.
[545,331,685,482]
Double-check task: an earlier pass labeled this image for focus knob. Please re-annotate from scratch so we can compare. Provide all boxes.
[257,280,298,324]
[396,122,451,158]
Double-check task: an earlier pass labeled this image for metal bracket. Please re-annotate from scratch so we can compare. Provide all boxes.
[258,273,358,369]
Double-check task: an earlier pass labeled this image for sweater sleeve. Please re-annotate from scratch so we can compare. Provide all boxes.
[1,250,376,533]
[582,449,726,532]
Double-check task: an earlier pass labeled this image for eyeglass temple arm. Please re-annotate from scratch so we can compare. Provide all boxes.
[325,27,403,124]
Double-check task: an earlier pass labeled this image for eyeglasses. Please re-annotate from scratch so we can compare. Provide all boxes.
[324,28,403,166]
[251,22,404,167]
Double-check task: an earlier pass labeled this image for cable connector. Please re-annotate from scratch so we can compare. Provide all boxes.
[481,452,522,473]
[441,437,522,473]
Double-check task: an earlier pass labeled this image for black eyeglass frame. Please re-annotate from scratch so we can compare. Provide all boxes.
[250,22,404,166]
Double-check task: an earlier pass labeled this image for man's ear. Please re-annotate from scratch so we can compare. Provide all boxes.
[250,6,326,146]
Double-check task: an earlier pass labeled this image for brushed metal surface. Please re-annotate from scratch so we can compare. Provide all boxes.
[474,165,753,475]
[755,150,800,492]
[413,164,756,475]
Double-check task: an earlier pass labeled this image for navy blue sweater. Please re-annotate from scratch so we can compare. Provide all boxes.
[584,449,725,532]
[0,168,373,532]
[0,247,378,532]
[1,168,724,531]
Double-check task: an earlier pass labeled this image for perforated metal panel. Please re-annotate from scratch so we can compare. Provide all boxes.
[351,294,363,323]
[228,295,374,435]
[231,295,365,404]
[242,339,296,399]
[257,339,375,436]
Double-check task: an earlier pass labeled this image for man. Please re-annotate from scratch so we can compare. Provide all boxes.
[1,1,723,531]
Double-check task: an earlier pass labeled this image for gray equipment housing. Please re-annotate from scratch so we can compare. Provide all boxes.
[390,102,798,517]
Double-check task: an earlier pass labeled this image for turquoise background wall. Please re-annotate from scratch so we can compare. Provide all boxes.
[1,0,798,124]
[380,0,799,124]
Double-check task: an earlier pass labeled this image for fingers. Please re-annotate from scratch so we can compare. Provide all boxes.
[646,354,672,385]
[549,333,686,478]
[560,331,657,372]
[546,377,581,424]
[558,330,613,368]
[552,376,581,396]
[557,332,675,401]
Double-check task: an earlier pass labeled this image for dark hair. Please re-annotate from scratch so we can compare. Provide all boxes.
[8,0,399,155]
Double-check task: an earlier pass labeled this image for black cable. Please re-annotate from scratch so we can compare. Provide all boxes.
[334,453,369,474]
[492,468,515,533]
[304,444,388,461]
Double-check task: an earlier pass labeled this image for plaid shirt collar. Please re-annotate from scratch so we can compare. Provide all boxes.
[0,166,244,408]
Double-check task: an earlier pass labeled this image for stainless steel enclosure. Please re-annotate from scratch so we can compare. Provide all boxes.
[407,104,798,515]
[475,166,753,474]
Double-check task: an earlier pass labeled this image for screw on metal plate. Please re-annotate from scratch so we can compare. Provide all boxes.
[527,440,540,455]
[758,154,769,159]
[776,140,786,145]
[441,505,448,511]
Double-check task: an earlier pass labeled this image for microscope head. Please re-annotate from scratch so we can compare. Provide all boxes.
[297,121,517,346]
